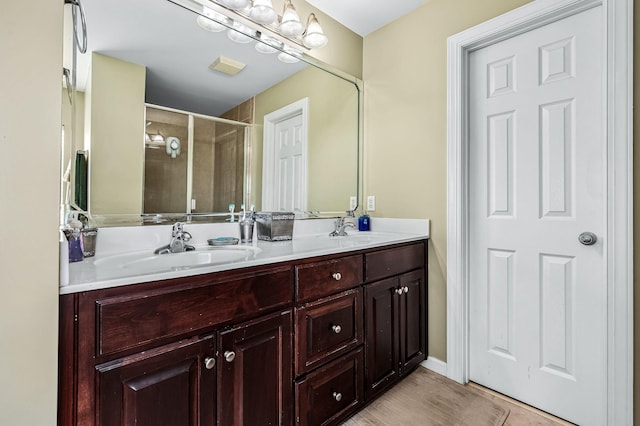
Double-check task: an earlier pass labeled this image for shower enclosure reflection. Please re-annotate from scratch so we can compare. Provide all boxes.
[143,103,252,216]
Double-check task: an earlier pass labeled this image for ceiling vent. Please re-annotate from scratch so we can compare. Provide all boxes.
[209,56,246,76]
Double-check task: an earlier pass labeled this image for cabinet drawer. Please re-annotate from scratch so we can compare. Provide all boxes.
[365,243,425,282]
[296,254,363,302]
[95,267,292,357]
[295,348,364,426]
[295,289,362,376]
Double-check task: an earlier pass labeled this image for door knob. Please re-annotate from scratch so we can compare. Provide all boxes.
[204,357,216,370]
[578,232,597,246]
[224,351,236,362]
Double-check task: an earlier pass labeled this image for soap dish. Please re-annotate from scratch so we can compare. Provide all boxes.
[207,237,239,246]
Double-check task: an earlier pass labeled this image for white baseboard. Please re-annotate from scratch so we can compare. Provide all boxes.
[420,357,447,376]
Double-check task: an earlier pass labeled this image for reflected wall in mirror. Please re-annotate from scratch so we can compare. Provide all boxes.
[60,0,360,226]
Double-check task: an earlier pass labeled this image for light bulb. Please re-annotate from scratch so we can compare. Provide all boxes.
[249,0,277,25]
[255,34,281,54]
[227,21,255,43]
[303,13,328,48]
[278,47,301,64]
[217,0,250,10]
[279,0,304,37]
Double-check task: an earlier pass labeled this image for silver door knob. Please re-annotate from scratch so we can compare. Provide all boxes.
[331,324,342,334]
[204,357,216,370]
[395,288,403,295]
[224,351,236,362]
[333,392,342,402]
[332,272,342,281]
[403,286,409,294]
[578,232,598,246]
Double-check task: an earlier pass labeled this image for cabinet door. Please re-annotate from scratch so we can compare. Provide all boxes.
[398,269,426,373]
[218,310,292,426]
[95,335,216,426]
[363,277,400,400]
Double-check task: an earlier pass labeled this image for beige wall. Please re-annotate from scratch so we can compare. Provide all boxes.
[86,53,146,215]
[254,66,359,212]
[0,0,61,424]
[363,0,532,362]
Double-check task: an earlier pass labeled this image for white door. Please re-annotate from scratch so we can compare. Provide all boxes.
[468,6,605,425]
[262,98,309,212]
[273,113,304,211]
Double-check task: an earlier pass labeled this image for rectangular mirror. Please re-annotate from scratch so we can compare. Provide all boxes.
[61,0,361,226]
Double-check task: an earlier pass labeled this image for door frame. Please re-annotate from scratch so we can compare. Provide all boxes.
[262,98,309,211]
[445,0,633,424]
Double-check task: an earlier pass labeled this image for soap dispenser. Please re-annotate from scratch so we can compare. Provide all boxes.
[358,211,371,231]
[67,219,84,262]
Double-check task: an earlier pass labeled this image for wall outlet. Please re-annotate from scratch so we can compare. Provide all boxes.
[349,196,357,211]
[367,195,376,212]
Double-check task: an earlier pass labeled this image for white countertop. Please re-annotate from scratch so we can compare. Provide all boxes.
[60,218,430,295]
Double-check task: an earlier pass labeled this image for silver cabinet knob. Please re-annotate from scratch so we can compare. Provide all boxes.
[331,324,342,334]
[204,357,216,370]
[403,286,409,294]
[333,392,342,402]
[578,232,598,246]
[395,288,403,295]
[332,272,342,281]
[224,351,236,362]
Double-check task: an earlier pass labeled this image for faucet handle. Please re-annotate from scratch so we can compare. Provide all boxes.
[172,222,184,236]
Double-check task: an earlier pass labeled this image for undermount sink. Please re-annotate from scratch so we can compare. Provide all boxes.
[94,246,262,272]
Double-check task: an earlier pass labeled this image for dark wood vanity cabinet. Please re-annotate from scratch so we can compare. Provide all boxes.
[59,240,427,426]
[363,245,427,401]
[95,335,216,426]
[217,310,292,426]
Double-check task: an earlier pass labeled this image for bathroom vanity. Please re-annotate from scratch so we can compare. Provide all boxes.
[58,222,428,426]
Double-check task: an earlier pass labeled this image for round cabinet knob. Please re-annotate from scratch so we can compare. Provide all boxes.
[396,288,403,295]
[333,392,343,402]
[331,324,342,334]
[403,286,409,294]
[204,357,216,370]
[332,272,342,281]
[578,232,598,246]
[224,351,236,363]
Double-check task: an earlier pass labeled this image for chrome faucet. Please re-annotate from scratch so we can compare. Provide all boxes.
[154,222,196,254]
[330,211,357,237]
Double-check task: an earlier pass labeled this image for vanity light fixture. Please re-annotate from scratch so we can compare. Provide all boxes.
[277,46,302,64]
[255,34,282,54]
[248,0,277,25]
[217,0,250,10]
[302,13,327,49]
[196,6,229,32]
[227,21,255,43]
[278,0,304,37]
[200,0,328,58]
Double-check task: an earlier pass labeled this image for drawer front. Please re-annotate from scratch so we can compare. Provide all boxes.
[295,289,363,376]
[95,267,292,357]
[365,242,425,282]
[295,348,364,426]
[296,254,363,302]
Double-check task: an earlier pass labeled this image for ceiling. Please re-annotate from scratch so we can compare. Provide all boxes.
[74,0,425,117]
[306,0,426,36]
